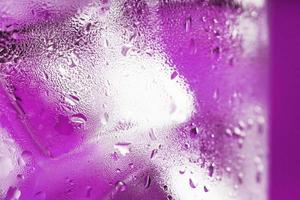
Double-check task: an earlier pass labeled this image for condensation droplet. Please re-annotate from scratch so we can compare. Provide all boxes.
[189,178,198,189]
[70,113,87,124]
[85,186,92,198]
[0,156,13,178]
[184,17,192,32]
[144,175,152,189]
[34,191,46,200]
[129,163,134,169]
[208,164,214,177]
[190,126,200,137]
[150,149,158,159]
[5,187,21,200]
[171,71,178,80]
[149,129,157,141]
[121,46,130,56]
[204,186,209,192]
[179,167,186,174]
[213,89,219,100]
[115,181,126,192]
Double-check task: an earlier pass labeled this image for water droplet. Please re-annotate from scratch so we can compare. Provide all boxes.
[256,171,262,183]
[171,71,178,80]
[70,113,87,124]
[184,143,191,149]
[225,167,232,173]
[5,187,21,200]
[116,168,121,173]
[0,156,13,178]
[115,181,126,192]
[212,47,221,59]
[208,164,214,177]
[34,191,46,200]
[237,172,244,184]
[204,186,209,192]
[213,89,219,100]
[86,23,92,32]
[121,46,130,56]
[64,96,76,106]
[85,186,92,198]
[149,129,157,141]
[114,142,131,156]
[150,149,158,159]
[17,174,25,180]
[144,175,152,189]
[225,128,233,136]
[163,185,168,191]
[111,152,119,161]
[190,126,200,137]
[179,167,186,174]
[189,178,198,189]
[233,127,245,137]
[101,112,109,125]
[129,163,134,169]
[184,17,192,32]
[21,150,32,162]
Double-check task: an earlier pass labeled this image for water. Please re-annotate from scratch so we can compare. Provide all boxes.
[0,0,268,199]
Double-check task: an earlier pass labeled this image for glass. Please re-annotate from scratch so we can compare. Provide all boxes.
[0,0,268,199]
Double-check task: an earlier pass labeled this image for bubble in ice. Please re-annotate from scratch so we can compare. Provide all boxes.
[114,142,131,156]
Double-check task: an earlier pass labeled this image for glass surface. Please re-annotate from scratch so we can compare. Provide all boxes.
[0,0,268,199]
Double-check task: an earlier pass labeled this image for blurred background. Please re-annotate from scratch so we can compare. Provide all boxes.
[270,0,300,199]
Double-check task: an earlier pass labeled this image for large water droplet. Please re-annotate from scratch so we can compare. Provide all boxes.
[0,156,13,178]
[5,186,21,200]
[114,142,131,156]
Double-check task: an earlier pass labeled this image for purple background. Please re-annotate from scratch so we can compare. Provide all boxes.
[270,0,300,199]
